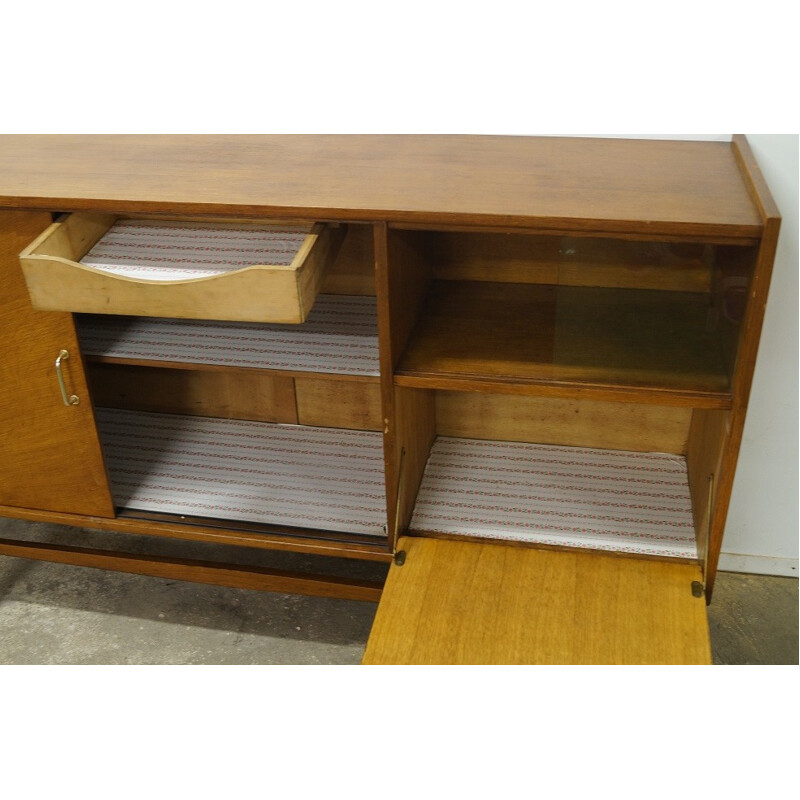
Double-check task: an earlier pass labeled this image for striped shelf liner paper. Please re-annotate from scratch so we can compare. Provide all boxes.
[80,219,312,281]
[410,437,698,559]
[95,408,388,537]
[77,295,379,377]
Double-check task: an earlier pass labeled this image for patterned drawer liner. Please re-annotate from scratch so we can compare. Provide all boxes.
[410,437,698,559]
[77,295,379,376]
[80,219,311,281]
[96,408,387,537]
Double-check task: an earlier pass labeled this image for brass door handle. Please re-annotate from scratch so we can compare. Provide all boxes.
[55,349,80,406]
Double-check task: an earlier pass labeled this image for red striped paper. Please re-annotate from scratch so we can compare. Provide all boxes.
[81,219,312,281]
[410,437,698,558]
[77,295,379,376]
[96,408,387,537]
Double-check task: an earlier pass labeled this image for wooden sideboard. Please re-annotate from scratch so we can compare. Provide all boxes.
[0,135,780,664]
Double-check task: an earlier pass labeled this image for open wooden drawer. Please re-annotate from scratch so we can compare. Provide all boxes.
[363,537,711,665]
[19,213,344,322]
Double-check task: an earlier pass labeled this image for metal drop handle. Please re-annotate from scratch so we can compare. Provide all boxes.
[55,350,79,406]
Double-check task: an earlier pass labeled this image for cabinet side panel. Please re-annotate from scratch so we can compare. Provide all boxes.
[706,217,781,596]
[700,141,780,596]
[0,210,115,517]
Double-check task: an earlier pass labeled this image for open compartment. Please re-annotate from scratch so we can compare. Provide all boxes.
[94,408,387,539]
[390,385,733,561]
[390,228,760,408]
[78,221,388,543]
[19,212,345,323]
[85,356,387,540]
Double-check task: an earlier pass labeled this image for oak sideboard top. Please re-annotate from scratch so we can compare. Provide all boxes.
[0,135,761,238]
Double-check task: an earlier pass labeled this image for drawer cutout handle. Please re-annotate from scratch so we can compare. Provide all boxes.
[55,350,80,406]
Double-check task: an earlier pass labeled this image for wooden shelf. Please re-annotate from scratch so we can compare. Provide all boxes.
[95,408,388,538]
[396,281,732,407]
[409,437,698,559]
[78,295,380,380]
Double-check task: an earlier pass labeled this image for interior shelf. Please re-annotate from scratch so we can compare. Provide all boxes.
[409,437,698,559]
[396,281,731,407]
[78,294,379,378]
[95,408,388,537]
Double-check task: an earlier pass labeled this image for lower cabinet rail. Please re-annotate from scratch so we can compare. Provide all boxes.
[0,537,384,602]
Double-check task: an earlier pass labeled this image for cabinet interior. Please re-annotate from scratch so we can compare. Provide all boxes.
[80,223,389,544]
[385,227,755,561]
[72,220,756,563]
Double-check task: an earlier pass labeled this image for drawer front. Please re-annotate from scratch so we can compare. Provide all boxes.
[19,213,344,323]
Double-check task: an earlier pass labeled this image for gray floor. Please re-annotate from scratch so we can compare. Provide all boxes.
[0,517,797,665]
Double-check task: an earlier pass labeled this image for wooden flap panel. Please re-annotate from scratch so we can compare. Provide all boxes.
[363,537,711,665]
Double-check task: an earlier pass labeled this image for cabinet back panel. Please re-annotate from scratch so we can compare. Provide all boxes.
[436,391,691,455]
[295,377,382,431]
[430,232,714,292]
[87,363,383,432]
[88,362,298,424]
[321,224,376,296]
[399,281,730,403]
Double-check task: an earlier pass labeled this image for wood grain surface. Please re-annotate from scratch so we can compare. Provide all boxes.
[20,212,343,323]
[435,391,691,453]
[295,377,382,431]
[87,362,299,424]
[703,137,782,596]
[0,210,115,517]
[0,537,384,602]
[430,231,714,291]
[0,135,760,237]
[363,537,711,664]
[397,281,731,406]
[0,503,394,562]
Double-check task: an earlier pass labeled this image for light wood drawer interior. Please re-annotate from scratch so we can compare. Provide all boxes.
[19,212,344,322]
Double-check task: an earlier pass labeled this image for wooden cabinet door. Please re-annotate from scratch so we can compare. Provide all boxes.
[0,210,115,517]
[363,537,711,665]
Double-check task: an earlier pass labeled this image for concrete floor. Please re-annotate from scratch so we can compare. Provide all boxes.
[0,517,797,665]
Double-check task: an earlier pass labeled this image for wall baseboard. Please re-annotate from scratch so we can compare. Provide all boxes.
[719,552,798,577]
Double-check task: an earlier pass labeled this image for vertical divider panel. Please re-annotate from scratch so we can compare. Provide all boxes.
[375,224,436,550]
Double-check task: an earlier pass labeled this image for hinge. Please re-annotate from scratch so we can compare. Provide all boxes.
[394,550,406,566]
[691,580,705,598]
